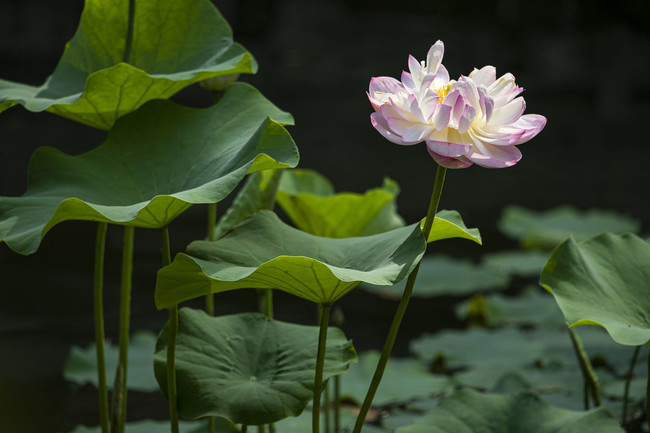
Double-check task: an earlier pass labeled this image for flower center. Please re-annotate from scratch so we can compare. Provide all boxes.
[435,83,453,103]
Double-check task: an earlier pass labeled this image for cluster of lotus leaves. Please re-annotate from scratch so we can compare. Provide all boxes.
[0,83,299,255]
[0,0,256,130]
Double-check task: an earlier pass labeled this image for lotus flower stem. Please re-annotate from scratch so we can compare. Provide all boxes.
[123,0,135,63]
[568,327,601,408]
[162,227,180,433]
[353,165,447,433]
[206,203,217,316]
[111,225,134,433]
[647,347,650,433]
[623,345,641,424]
[324,381,331,433]
[334,376,341,433]
[313,303,333,433]
[93,222,110,433]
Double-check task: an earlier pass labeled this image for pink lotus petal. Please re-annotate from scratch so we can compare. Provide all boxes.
[426,41,445,74]
[401,71,418,93]
[427,148,474,169]
[402,123,434,143]
[469,66,497,87]
[458,104,476,134]
[408,55,422,79]
[488,97,525,125]
[472,128,525,145]
[466,138,522,167]
[478,87,494,123]
[435,65,450,83]
[407,93,426,123]
[370,112,412,145]
[369,76,403,95]
[426,129,472,157]
[456,76,479,108]
[432,103,452,131]
[509,114,547,145]
[420,90,439,121]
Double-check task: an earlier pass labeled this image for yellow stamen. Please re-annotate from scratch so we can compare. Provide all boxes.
[435,83,453,103]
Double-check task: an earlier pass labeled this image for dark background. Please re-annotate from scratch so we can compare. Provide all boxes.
[0,0,649,431]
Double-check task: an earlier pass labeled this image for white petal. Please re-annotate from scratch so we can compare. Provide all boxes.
[458,104,476,133]
[469,66,497,87]
[402,123,434,143]
[488,97,525,125]
[426,41,445,73]
[432,103,451,130]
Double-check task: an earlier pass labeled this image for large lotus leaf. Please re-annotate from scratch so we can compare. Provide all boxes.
[362,254,507,299]
[423,210,482,245]
[65,418,237,433]
[0,83,298,255]
[211,170,283,240]
[396,388,624,433]
[340,351,452,406]
[273,406,357,433]
[0,0,255,130]
[155,210,426,308]
[540,233,650,346]
[153,309,357,425]
[63,330,158,392]
[498,205,641,249]
[275,169,405,237]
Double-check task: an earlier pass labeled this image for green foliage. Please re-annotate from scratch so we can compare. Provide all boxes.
[0,83,298,255]
[481,249,550,277]
[63,331,158,392]
[498,205,641,249]
[396,388,624,433]
[0,0,255,129]
[155,210,427,307]
[275,169,405,237]
[153,309,357,425]
[540,232,650,346]
[64,418,238,433]
[362,254,508,299]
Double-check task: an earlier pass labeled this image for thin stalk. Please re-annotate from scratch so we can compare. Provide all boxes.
[206,203,217,316]
[111,225,134,433]
[122,0,135,63]
[324,381,330,433]
[334,376,341,433]
[257,426,266,433]
[352,165,447,433]
[568,327,601,408]
[268,424,276,433]
[258,289,274,319]
[94,223,109,433]
[623,345,641,424]
[313,304,333,433]
[647,346,650,433]
[162,227,180,433]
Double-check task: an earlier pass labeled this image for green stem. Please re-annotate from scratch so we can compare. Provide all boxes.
[324,381,330,433]
[94,223,110,433]
[647,345,650,433]
[111,225,134,433]
[258,289,274,319]
[206,203,217,316]
[122,0,135,63]
[352,165,447,433]
[313,304,333,433]
[568,327,601,408]
[623,345,641,424]
[257,426,266,433]
[268,424,275,433]
[334,376,340,433]
[162,227,180,433]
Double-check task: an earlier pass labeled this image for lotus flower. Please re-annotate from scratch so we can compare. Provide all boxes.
[368,41,546,168]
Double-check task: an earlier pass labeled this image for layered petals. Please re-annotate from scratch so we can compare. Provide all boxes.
[368,40,545,169]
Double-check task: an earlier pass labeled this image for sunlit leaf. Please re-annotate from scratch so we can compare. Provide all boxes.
[64,418,237,433]
[154,309,357,425]
[498,205,641,249]
[0,0,256,129]
[155,210,426,308]
[362,255,508,299]
[340,351,451,405]
[540,233,650,346]
[63,331,158,392]
[396,388,624,433]
[275,169,405,237]
[0,83,298,255]
[424,210,481,245]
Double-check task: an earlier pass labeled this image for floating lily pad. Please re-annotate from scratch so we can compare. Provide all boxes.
[212,170,283,240]
[396,388,624,433]
[540,233,650,346]
[0,83,298,255]
[63,330,158,392]
[498,206,641,249]
[64,418,237,433]
[362,255,508,299]
[0,0,255,129]
[153,309,357,425]
[340,351,451,406]
[155,210,427,308]
[272,406,357,433]
[481,250,550,277]
[455,287,563,328]
[275,169,405,237]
